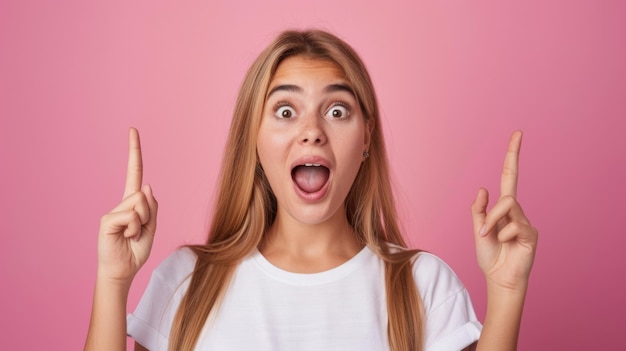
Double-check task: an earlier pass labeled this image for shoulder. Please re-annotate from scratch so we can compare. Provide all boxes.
[411,251,469,313]
[127,248,199,350]
[412,252,482,348]
[412,251,461,285]
[382,243,468,309]
[150,247,198,290]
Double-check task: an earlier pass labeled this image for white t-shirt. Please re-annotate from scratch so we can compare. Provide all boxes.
[128,247,481,351]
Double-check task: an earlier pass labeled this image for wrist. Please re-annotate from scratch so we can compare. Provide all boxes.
[484,280,528,321]
[478,281,528,351]
[96,270,134,292]
[485,275,529,297]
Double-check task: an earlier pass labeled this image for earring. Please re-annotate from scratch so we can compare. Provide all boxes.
[363,150,370,158]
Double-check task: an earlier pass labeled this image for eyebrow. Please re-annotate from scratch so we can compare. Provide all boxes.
[266,83,356,99]
[324,83,355,97]
[267,84,302,98]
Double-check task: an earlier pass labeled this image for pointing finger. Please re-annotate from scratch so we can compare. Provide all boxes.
[500,131,522,199]
[123,128,143,199]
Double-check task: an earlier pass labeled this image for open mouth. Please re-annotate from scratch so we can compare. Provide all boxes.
[291,163,330,193]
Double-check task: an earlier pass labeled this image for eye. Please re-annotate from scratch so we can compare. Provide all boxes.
[326,103,350,119]
[275,104,296,119]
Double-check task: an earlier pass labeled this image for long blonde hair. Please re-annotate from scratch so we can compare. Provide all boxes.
[169,29,424,351]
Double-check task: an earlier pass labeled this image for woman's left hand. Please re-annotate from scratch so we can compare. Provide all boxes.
[471,131,538,292]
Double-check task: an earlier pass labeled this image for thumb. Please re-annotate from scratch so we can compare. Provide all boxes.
[471,187,489,237]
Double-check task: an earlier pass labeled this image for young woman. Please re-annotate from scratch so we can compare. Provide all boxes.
[85,30,538,351]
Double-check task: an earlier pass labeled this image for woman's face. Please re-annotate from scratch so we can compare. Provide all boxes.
[257,55,372,226]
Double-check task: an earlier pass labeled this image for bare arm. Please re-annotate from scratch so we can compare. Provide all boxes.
[85,279,132,350]
[471,131,538,351]
[85,128,158,350]
[477,285,527,350]
[462,342,478,351]
[135,342,149,351]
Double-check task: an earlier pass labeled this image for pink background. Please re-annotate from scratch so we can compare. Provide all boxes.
[1,1,625,349]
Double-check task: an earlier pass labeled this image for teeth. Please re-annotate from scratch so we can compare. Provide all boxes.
[304,163,321,167]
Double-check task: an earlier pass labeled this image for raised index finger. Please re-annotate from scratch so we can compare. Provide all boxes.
[123,127,143,199]
[500,130,522,198]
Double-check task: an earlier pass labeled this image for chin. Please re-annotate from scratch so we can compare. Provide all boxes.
[284,200,346,226]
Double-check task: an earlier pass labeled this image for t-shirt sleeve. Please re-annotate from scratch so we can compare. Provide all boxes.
[127,248,196,351]
[413,252,482,351]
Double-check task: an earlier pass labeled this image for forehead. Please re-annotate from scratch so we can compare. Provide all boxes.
[269,56,349,88]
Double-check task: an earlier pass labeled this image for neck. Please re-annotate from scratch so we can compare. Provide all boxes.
[260,207,362,273]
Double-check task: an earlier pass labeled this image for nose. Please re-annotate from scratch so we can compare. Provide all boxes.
[300,115,327,145]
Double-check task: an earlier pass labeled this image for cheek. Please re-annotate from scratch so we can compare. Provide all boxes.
[257,123,277,160]
[334,125,366,156]
[257,147,283,198]
[331,129,366,179]
[257,142,279,177]
[257,126,290,182]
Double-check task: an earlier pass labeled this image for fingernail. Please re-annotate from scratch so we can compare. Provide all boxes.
[479,225,487,236]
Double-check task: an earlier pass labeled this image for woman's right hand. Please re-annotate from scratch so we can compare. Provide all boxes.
[97,127,158,285]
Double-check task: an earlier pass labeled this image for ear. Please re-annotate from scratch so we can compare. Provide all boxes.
[364,117,375,148]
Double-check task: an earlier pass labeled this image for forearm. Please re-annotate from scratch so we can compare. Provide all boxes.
[84,276,131,351]
[475,283,527,351]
